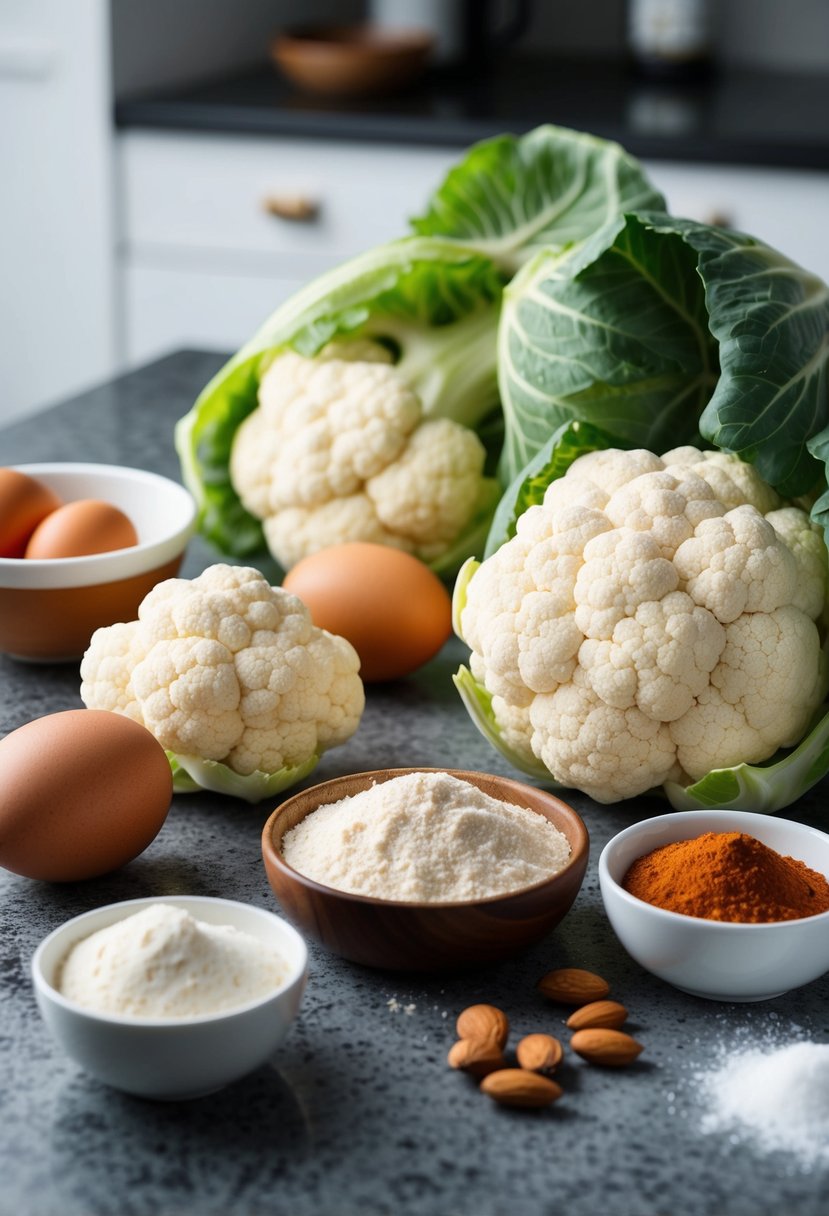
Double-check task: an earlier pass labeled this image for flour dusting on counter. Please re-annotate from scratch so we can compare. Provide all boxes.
[696,1036,829,1171]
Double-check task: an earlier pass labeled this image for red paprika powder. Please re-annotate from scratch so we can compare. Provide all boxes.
[622,831,829,923]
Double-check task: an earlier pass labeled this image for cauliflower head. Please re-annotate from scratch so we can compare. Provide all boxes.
[457,447,829,804]
[229,345,496,570]
[80,564,365,800]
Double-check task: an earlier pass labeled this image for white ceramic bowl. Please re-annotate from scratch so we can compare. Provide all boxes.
[599,810,829,1002]
[0,462,196,660]
[31,896,308,1100]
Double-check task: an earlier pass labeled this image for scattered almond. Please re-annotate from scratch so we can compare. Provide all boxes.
[570,1028,644,1067]
[566,1000,628,1031]
[537,967,610,1006]
[456,1003,509,1049]
[515,1033,563,1074]
[447,1038,506,1078]
[480,1068,563,1109]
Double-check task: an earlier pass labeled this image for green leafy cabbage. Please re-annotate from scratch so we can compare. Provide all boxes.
[498,211,829,499]
[177,126,663,572]
[175,236,505,563]
[411,124,665,274]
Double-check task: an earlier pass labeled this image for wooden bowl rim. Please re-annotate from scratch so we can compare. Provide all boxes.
[262,767,589,910]
[274,24,435,61]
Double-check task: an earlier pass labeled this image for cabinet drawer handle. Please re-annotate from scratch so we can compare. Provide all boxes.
[262,194,320,221]
[703,210,735,229]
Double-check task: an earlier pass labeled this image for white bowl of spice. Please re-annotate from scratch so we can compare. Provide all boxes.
[262,768,589,970]
[32,896,308,1099]
[599,810,829,1002]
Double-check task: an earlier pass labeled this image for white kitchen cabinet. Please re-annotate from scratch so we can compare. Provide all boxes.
[117,129,829,369]
[121,261,309,367]
[117,130,458,365]
[119,130,458,260]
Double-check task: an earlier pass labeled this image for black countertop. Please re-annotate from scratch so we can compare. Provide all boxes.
[3,351,829,1216]
[115,56,829,171]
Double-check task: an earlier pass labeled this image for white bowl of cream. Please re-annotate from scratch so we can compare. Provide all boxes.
[31,895,308,1100]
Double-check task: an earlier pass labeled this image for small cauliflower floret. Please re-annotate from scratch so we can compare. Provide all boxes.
[603,468,724,557]
[233,351,422,514]
[547,448,664,502]
[530,668,681,803]
[488,694,536,770]
[579,591,725,722]
[80,564,365,786]
[366,418,486,555]
[663,448,782,514]
[765,506,829,622]
[457,446,829,804]
[673,505,797,623]
[130,636,243,760]
[76,620,145,719]
[461,501,610,705]
[672,607,825,776]
[574,528,678,640]
[712,607,824,742]
[461,531,539,706]
[230,349,493,570]
[263,495,413,571]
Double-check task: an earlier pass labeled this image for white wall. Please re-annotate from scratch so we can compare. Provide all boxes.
[0,0,116,426]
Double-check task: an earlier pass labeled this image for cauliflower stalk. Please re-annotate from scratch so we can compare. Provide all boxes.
[80,564,365,802]
[454,426,829,811]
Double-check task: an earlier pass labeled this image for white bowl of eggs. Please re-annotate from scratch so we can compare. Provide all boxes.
[0,463,196,661]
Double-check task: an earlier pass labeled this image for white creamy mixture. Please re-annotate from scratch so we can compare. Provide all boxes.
[57,903,288,1018]
[282,771,571,901]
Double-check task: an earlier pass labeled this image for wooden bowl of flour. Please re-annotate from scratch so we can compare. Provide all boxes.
[261,768,589,971]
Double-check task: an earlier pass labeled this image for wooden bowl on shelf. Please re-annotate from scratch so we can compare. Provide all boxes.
[261,768,589,972]
[270,25,435,98]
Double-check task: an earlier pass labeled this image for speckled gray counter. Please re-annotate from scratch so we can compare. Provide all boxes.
[2,352,827,1216]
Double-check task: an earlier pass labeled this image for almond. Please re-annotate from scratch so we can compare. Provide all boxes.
[515,1033,563,1074]
[537,967,610,1006]
[566,1000,628,1031]
[570,1028,643,1067]
[447,1038,506,1078]
[480,1068,563,1108]
[456,1003,509,1049]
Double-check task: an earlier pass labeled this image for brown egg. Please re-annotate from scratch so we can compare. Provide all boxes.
[283,542,452,681]
[0,710,172,881]
[25,499,139,558]
[0,468,62,558]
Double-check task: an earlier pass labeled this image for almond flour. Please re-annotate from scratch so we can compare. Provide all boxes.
[281,771,571,902]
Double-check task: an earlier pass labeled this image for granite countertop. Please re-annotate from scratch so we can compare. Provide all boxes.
[2,350,829,1216]
[115,56,829,170]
